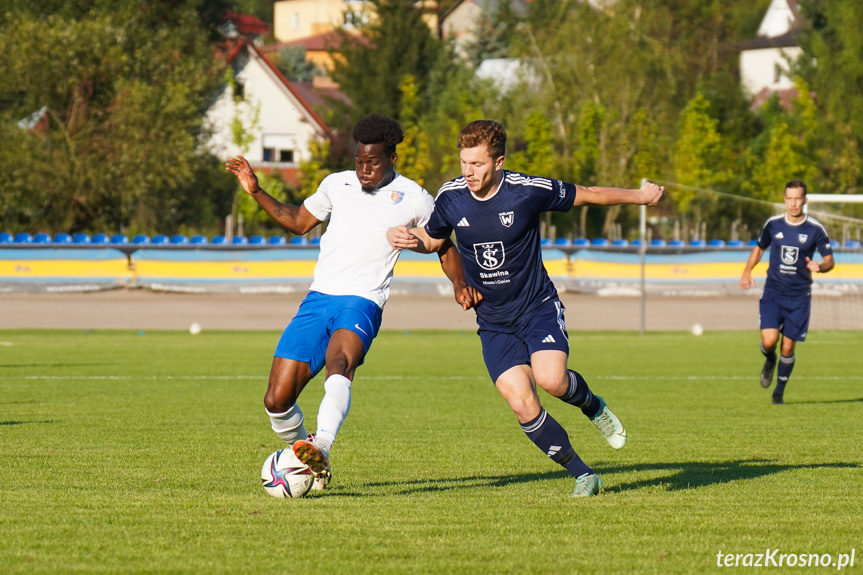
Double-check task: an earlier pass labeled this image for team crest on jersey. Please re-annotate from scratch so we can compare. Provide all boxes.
[390,191,405,204]
[798,234,808,243]
[499,211,515,227]
[781,246,799,265]
[474,241,505,270]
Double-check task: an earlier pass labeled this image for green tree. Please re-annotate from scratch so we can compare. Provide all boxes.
[330,0,443,122]
[273,46,323,82]
[0,0,233,234]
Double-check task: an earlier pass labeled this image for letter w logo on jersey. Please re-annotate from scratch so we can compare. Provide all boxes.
[498,211,514,227]
[781,245,799,265]
[474,241,505,270]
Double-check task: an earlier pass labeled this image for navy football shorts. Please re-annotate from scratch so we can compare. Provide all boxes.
[759,292,811,342]
[478,297,570,384]
[274,291,383,377]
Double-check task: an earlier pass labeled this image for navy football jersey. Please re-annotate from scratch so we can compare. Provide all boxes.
[425,171,576,326]
[757,214,832,298]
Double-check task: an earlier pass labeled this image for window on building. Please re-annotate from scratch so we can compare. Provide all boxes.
[233,80,245,100]
[279,150,295,163]
[262,147,296,164]
[262,147,275,162]
[291,12,299,30]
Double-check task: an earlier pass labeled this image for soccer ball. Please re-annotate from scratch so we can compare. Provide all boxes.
[261,449,315,498]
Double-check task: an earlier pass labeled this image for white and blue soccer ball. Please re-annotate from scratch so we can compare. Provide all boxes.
[261,449,315,498]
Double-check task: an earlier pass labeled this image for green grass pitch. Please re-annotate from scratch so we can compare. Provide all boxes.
[1,328,861,574]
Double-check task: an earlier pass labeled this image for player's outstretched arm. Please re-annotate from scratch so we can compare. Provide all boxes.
[573,181,665,207]
[226,156,320,235]
[386,225,445,254]
[437,239,483,311]
[739,245,764,289]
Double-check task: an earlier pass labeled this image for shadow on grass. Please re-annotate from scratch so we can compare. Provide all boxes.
[594,459,862,493]
[0,420,56,426]
[788,397,863,405]
[334,459,861,497]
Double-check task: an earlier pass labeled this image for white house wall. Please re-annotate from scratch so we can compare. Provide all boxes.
[739,46,802,96]
[204,50,323,165]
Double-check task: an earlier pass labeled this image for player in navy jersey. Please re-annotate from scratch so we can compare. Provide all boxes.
[226,114,481,490]
[739,180,834,404]
[387,120,664,496]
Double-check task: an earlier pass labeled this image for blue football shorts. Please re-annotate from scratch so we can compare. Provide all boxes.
[478,297,570,384]
[759,292,811,342]
[274,291,383,377]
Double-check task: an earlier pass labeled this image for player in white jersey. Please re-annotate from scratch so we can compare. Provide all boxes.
[226,114,480,489]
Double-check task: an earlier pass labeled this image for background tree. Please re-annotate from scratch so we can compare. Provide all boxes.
[0,0,235,234]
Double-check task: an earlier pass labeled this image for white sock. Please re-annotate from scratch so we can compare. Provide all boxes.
[315,374,352,455]
[266,404,308,445]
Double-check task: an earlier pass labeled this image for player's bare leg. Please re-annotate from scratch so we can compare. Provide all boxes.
[533,350,626,449]
[295,329,365,487]
[264,358,313,444]
[497,366,600,495]
[759,328,780,388]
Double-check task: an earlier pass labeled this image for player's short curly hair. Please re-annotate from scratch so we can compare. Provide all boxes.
[458,120,507,159]
[351,114,404,155]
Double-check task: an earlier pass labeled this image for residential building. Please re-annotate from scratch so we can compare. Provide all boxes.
[738,0,803,104]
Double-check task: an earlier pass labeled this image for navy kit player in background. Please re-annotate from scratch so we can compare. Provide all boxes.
[226,114,480,490]
[388,120,664,496]
[739,180,834,405]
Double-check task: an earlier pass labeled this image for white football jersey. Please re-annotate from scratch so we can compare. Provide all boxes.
[303,170,435,308]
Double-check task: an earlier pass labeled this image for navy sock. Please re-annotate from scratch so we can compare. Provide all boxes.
[775,355,795,396]
[560,369,601,418]
[521,408,592,478]
[761,343,777,363]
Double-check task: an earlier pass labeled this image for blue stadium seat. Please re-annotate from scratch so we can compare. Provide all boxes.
[289,237,307,245]
[0,232,12,243]
[132,234,150,244]
[669,239,685,247]
[72,233,90,244]
[540,237,551,247]
[844,240,861,249]
[650,239,667,247]
[612,239,629,247]
[33,233,52,243]
[210,235,226,245]
[747,239,758,246]
[708,239,726,247]
[829,240,840,250]
[190,235,208,245]
[53,233,72,244]
[249,235,266,245]
[151,234,169,244]
[591,238,609,247]
[573,238,591,247]
[110,234,129,244]
[631,239,643,246]
[689,239,706,247]
[554,238,572,247]
[309,237,321,245]
[170,234,188,244]
[14,232,32,243]
[91,233,109,244]
[231,236,248,245]
[728,239,744,247]
[268,235,287,245]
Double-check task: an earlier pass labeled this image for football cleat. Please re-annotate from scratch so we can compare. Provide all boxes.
[571,473,603,497]
[772,393,784,405]
[760,356,777,388]
[591,396,627,449]
[293,434,331,490]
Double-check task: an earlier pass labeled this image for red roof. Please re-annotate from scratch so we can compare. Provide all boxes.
[224,11,270,36]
